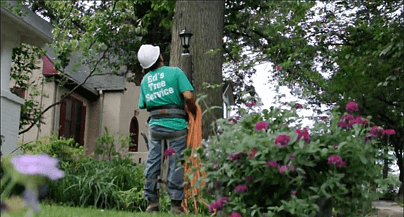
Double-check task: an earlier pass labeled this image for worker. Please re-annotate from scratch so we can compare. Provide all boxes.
[137,44,197,214]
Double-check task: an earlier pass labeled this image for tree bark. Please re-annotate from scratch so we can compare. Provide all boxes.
[169,0,224,139]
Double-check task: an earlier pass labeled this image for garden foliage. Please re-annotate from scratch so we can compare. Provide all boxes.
[185,102,398,217]
[15,135,147,211]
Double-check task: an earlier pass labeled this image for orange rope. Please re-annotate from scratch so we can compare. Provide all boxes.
[182,104,210,215]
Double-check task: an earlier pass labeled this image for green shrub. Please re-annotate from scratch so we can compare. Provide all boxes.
[20,135,85,163]
[185,102,399,217]
[48,158,146,211]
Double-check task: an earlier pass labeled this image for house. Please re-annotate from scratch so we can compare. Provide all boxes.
[15,49,150,164]
[1,3,53,156]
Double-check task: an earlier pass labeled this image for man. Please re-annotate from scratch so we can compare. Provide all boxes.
[137,44,196,214]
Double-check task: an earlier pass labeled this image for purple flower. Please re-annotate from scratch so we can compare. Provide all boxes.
[287,165,295,171]
[369,125,385,138]
[275,135,290,147]
[289,155,295,160]
[164,148,176,158]
[328,155,346,168]
[291,190,297,195]
[10,154,64,181]
[320,116,328,120]
[295,128,310,144]
[229,153,243,161]
[255,121,269,131]
[230,212,242,217]
[295,103,303,109]
[248,149,258,159]
[234,185,248,193]
[346,102,359,113]
[385,129,396,136]
[266,160,278,167]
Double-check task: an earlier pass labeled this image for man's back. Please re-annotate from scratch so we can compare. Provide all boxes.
[138,66,194,130]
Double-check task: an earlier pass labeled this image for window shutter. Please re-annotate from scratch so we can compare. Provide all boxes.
[59,100,67,137]
[129,117,139,152]
[79,105,86,146]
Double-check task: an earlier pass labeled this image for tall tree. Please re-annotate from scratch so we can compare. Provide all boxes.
[169,0,225,138]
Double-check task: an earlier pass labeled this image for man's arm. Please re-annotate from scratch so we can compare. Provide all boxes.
[182,91,197,115]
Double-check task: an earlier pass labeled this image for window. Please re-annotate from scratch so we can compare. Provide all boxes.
[10,87,26,98]
[59,96,86,146]
[129,116,139,152]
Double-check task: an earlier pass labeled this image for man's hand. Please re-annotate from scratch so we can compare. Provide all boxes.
[183,91,197,116]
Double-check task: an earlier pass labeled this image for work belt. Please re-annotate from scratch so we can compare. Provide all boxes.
[147,105,187,122]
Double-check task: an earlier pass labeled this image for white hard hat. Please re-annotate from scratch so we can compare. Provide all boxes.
[137,44,160,69]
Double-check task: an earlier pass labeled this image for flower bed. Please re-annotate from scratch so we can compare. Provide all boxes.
[185,102,397,217]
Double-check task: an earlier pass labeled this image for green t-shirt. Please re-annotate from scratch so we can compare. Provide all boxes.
[138,66,194,130]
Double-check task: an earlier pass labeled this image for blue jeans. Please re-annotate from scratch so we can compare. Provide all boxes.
[143,125,186,202]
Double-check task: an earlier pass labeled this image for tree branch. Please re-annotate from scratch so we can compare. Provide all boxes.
[19,46,111,135]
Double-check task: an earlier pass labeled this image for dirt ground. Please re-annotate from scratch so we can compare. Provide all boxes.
[368,201,403,217]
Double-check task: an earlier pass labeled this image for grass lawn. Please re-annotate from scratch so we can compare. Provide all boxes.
[3,204,211,217]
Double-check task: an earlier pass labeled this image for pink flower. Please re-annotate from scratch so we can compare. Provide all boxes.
[245,176,254,183]
[385,129,396,136]
[230,212,242,217]
[208,197,229,212]
[255,121,269,131]
[164,148,176,158]
[364,136,371,143]
[338,121,349,129]
[354,116,369,126]
[369,125,385,138]
[346,102,359,113]
[229,153,243,161]
[328,155,346,168]
[249,149,258,158]
[275,135,290,147]
[279,165,287,174]
[287,165,295,171]
[246,101,255,107]
[275,65,282,71]
[338,114,356,129]
[295,103,303,109]
[295,128,310,144]
[229,118,237,123]
[291,190,297,195]
[266,160,278,167]
[320,116,328,120]
[234,185,248,193]
[289,155,295,160]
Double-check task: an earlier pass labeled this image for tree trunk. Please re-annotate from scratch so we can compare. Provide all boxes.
[169,0,224,139]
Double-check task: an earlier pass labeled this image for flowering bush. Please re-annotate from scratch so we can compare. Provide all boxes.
[186,102,398,217]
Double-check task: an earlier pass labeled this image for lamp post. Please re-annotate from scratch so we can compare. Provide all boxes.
[179,27,193,54]
[179,28,193,84]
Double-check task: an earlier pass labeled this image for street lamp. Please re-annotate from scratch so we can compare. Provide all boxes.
[179,27,193,54]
